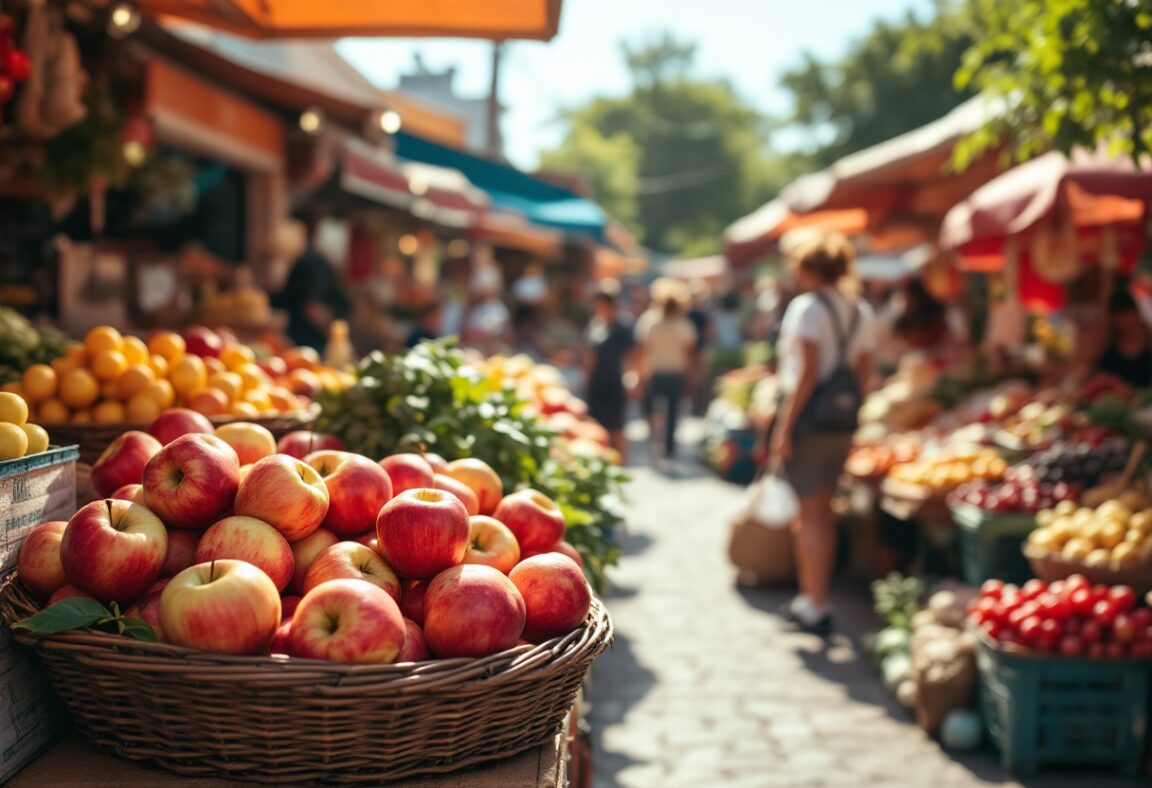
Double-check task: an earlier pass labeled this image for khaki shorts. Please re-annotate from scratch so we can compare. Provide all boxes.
[783,428,852,497]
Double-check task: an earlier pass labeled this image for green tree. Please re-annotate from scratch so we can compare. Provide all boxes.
[955,0,1152,166]
[540,33,784,256]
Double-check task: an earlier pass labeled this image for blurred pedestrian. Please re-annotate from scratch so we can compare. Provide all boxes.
[405,301,443,348]
[768,233,875,633]
[271,218,350,351]
[636,279,697,464]
[583,279,636,462]
[687,280,715,413]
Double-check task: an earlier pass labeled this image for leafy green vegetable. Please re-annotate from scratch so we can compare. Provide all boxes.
[871,573,925,631]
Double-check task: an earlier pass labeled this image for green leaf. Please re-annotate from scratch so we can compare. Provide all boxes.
[119,617,158,642]
[14,598,111,634]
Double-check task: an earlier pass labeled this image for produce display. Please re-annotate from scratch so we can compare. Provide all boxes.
[846,436,923,479]
[1026,496,1152,568]
[887,445,1006,491]
[0,391,50,460]
[15,419,594,665]
[0,306,71,385]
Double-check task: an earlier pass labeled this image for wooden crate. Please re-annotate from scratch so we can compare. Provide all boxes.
[0,447,79,577]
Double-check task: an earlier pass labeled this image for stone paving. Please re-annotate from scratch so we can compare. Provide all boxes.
[586,427,1148,788]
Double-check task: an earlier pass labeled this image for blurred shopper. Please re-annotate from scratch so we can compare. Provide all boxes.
[584,279,636,461]
[768,233,876,633]
[687,280,715,413]
[405,301,443,349]
[1096,287,1152,387]
[512,264,549,346]
[714,290,744,351]
[272,218,350,351]
[636,279,697,464]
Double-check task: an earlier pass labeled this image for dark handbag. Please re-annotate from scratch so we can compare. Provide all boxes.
[796,291,862,434]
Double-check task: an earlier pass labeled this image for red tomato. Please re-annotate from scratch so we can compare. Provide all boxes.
[1108,586,1137,613]
[1039,593,1072,620]
[1091,585,1111,605]
[1080,620,1103,644]
[1021,579,1048,600]
[1130,640,1152,660]
[982,620,1004,641]
[1112,613,1137,644]
[1070,588,1096,617]
[1104,641,1127,660]
[1058,635,1084,658]
[1064,574,1091,594]
[1087,642,1106,659]
[1019,616,1043,643]
[1131,609,1152,631]
[1094,599,1119,627]
[1048,580,1066,597]
[981,579,1005,599]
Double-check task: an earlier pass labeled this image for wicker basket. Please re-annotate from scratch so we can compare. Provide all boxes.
[1023,544,1152,593]
[49,404,320,464]
[0,574,612,784]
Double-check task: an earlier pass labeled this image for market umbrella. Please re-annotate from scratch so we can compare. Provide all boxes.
[722,198,867,266]
[99,0,563,40]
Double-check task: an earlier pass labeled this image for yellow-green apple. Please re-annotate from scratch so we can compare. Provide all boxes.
[276,430,345,459]
[160,559,281,655]
[195,516,294,592]
[433,474,480,516]
[400,580,427,625]
[305,450,393,538]
[47,585,97,605]
[290,526,339,593]
[234,455,329,541]
[423,564,526,658]
[423,453,449,473]
[124,580,169,642]
[375,489,469,579]
[91,431,162,497]
[110,483,143,503]
[142,433,240,530]
[378,453,435,495]
[215,422,277,466]
[464,515,520,574]
[162,529,199,578]
[492,490,566,555]
[302,541,400,601]
[395,618,429,662]
[17,520,68,600]
[148,408,214,445]
[289,578,405,663]
[509,553,591,642]
[60,499,168,603]
[443,458,503,515]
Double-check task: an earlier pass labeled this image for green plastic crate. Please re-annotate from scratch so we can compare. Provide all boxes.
[951,503,1036,586]
[976,634,1150,775]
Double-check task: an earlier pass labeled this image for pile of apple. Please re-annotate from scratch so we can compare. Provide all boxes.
[17,410,592,664]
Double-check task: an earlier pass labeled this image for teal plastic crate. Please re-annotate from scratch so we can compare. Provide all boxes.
[951,503,1036,586]
[975,634,1150,775]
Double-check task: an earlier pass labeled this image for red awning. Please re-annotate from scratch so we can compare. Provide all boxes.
[723,198,869,266]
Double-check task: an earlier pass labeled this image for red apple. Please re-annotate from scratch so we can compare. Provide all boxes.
[423,453,449,472]
[289,527,339,594]
[259,357,287,378]
[110,483,143,503]
[148,408,214,446]
[160,559,281,655]
[47,585,97,605]
[90,431,163,498]
[464,515,520,574]
[305,450,393,538]
[195,516,294,592]
[234,454,329,542]
[60,499,168,603]
[276,431,345,459]
[378,453,435,495]
[396,618,429,662]
[302,541,401,601]
[124,580,169,642]
[215,422,277,466]
[162,529,200,577]
[443,458,503,515]
[280,595,302,621]
[509,553,591,642]
[142,434,240,530]
[289,578,405,663]
[269,620,293,656]
[492,490,566,555]
[400,580,427,626]
[375,489,469,579]
[16,521,68,600]
[553,541,585,570]
[423,564,526,658]
[434,474,480,516]
[184,325,223,358]
[354,530,380,553]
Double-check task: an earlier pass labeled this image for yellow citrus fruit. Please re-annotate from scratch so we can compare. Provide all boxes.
[71,409,93,425]
[84,326,123,356]
[116,365,155,399]
[93,400,126,424]
[121,336,150,366]
[236,363,269,392]
[1,381,23,396]
[148,354,169,379]
[21,423,49,454]
[244,389,273,412]
[220,345,255,372]
[90,349,128,382]
[21,364,57,402]
[187,387,229,417]
[230,401,260,417]
[203,357,227,375]
[59,369,100,409]
[51,356,78,377]
[144,380,175,409]
[170,355,208,396]
[0,422,28,460]
[208,371,243,404]
[148,331,185,363]
[0,392,29,425]
[38,399,69,424]
[126,393,162,424]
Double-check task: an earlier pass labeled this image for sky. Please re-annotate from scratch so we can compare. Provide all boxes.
[339,0,934,170]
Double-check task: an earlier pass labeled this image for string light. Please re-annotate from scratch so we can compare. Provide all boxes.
[107,2,142,38]
[398,234,419,256]
[379,109,402,134]
[299,106,325,135]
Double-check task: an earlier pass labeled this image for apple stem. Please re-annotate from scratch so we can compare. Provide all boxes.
[105,499,113,519]
[209,559,217,582]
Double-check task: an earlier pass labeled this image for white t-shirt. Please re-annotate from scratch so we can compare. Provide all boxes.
[776,288,876,393]
[636,310,697,374]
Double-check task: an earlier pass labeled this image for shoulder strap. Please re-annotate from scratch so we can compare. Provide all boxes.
[814,290,861,367]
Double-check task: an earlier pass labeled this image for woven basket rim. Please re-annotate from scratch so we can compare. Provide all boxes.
[0,573,613,688]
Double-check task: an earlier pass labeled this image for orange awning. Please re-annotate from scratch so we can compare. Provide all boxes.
[723,198,868,266]
[122,0,563,40]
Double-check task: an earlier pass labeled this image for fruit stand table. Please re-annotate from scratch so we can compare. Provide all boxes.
[9,731,567,787]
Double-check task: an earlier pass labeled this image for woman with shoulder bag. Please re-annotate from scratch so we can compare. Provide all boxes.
[768,233,876,633]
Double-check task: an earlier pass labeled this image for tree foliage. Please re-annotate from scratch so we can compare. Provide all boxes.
[955,0,1152,165]
[538,125,640,233]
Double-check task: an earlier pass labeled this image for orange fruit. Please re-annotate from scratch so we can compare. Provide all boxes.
[144,380,175,409]
[282,346,320,372]
[230,401,260,418]
[208,371,243,404]
[71,409,93,425]
[51,356,79,377]
[59,369,100,409]
[21,364,57,402]
[148,331,185,363]
[170,356,208,396]
[21,423,49,455]
[100,382,120,401]
[187,387,229,417]
[220,345,255,372]
[38,399,69,424]
[116,365,155,399]
[148,354,169,379]
[84,326,123,356]
[244,388,273,412]
[90,350,128,382]
[203,357,227,375]
[121,336,150,366]
[0,422,28,460]
[1,381,24,396]
[93,400,126,425]
[126,393,162,424]
[0,392,29,425]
